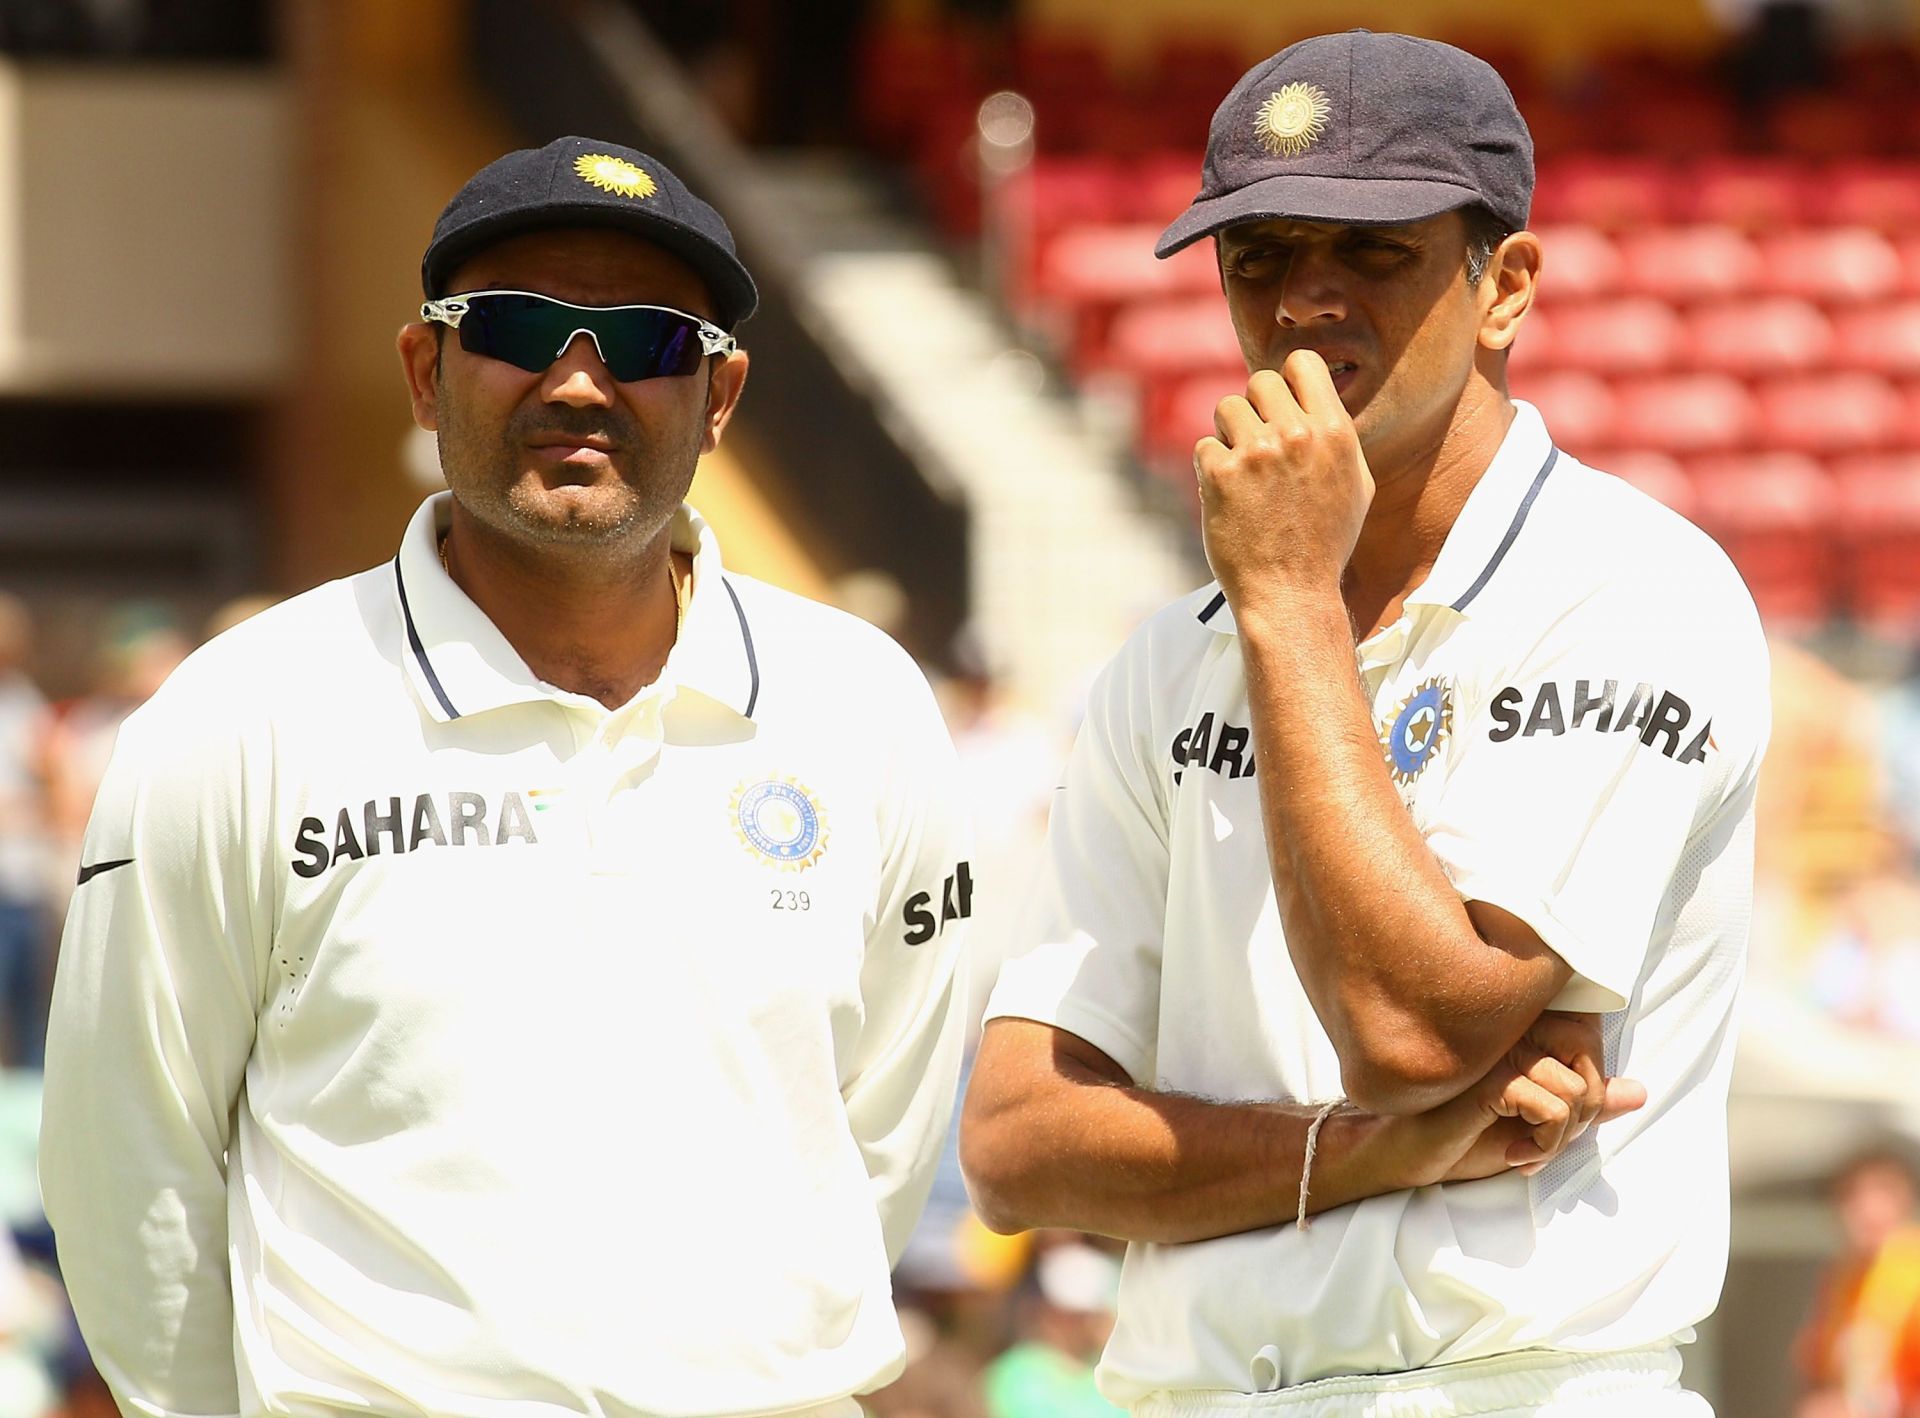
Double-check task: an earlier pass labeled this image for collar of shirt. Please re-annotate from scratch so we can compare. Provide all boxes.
[390,492,759,726]
[1196,400,1560,642]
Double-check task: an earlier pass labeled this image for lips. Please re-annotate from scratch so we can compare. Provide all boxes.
[527,436,614,454]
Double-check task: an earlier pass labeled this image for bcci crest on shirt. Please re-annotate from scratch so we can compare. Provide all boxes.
[731,778,829,872]
[1380,677,1452,787]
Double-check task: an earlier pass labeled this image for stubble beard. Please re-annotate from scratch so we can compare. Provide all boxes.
[435,391,703,560]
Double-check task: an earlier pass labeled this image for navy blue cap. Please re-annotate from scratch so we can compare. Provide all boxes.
[1156,31,1533,259]
[422,136,759,328]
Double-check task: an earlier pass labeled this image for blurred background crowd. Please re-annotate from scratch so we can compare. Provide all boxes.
[3,0,1920,1414]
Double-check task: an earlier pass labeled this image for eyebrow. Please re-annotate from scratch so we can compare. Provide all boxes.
[1221,222,1424,248]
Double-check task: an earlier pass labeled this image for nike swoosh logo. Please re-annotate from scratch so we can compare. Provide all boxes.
[75,858,134,886]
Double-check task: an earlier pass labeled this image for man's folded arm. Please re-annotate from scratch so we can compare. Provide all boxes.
[960,1014,1643,1244]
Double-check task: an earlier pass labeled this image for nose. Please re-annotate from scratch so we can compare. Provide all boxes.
[542,329,617,407]
[1275,245,1347,329]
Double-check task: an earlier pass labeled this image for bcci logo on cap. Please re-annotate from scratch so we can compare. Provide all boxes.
[573,153,657,200]
[1381,677,1453,786]
[732,778,829,872]
[1255,82,1331,158]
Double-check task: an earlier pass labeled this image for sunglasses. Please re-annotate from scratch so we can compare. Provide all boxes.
[419,290,737,382]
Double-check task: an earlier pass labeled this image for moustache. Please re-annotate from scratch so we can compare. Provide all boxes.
[507,407,633,446]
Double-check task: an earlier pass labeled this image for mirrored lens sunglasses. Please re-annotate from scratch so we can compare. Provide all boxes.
[419,290,737,382]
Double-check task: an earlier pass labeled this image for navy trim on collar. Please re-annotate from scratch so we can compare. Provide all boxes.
[1449,446,1559,614]
[722,577,760,719]
[393,559,461,720]
[1197,589,1228,625]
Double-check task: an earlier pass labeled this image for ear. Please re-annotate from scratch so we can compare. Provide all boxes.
[397,322,444,431]
[1477,230,1542,354]
[699,349,751,454]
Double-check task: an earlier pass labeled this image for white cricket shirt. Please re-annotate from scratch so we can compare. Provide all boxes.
[41,493,973,1418]
[986,401,1771,1405]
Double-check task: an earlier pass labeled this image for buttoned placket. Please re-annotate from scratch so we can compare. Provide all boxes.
[549,678,674,872]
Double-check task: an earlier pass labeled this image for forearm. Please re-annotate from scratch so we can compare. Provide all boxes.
[1237,593,1560,1109]
[962,1039,1401,1243]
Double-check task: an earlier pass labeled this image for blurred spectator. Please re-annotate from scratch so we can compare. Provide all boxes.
[864,1305,991,1418]
[0,596,49,1069]
[1797,1148,1920,1417]
[1881,646,1920,865]
[1705,0,1835,116]
[981,1240,1122,1418]
[41,603,189,862]
[202,594,279,643]
[1806,868,1920,1039]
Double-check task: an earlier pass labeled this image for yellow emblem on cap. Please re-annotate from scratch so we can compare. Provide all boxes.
[573,153,657,199]
[1256,82,1331,158]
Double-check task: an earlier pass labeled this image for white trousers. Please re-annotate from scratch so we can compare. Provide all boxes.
[1131,1344,1712,1417]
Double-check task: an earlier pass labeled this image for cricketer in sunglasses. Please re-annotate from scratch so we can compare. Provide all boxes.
[40,138,971,1418]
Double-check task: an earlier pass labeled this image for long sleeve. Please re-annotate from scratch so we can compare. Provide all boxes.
[40,690,267,1418]
[842,670,972,1267]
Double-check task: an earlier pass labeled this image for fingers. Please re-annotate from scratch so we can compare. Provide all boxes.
[1504,1076,1647,1174]
[1494,1069,1574,1157]
[1499,1042,1603,1156]
[1527,1011,1607,1131]
[1272,349,1345,422]
[1212,393,1262,448]
[1218,358,1352,443]
[1597,1077,1648,1123]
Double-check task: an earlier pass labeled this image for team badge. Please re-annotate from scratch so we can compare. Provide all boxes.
[573,153,657,199]
[1380,677,1453,785]
[1255,82,1331,158]
[731,778,829,872]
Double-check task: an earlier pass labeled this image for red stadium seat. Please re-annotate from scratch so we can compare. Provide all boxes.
[1611,374,1757,455]
[1604,92,1739,158]
[1689,453,1838,625]
[1680,158,1811,229]
[1756,227,1903,305]
[1529,298,1683,374]
[994,160,1132,312]
[1766,94,1885,159]
[1144,39,1246,142]
[1530,156,1680,229]
[1684,298,1834,376]
[1511,371,1618,453]
[1589,449,1696,518]
[1896,234,1920,297]
[1033,223,1217,368]
[1144,369,1249,495]
[1615,226,1763,302]
[1012,30,1114,96]
[1135,152,1206,228]
[1832,455,1920,630]
[1105,296,1241,380]
[1507,306,1555,380]
[1820,161,1920,230]
[1831,303,1920,377]
[1756,373,1906,454]
[1533,226,1624,302]
[855,22,983,159]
